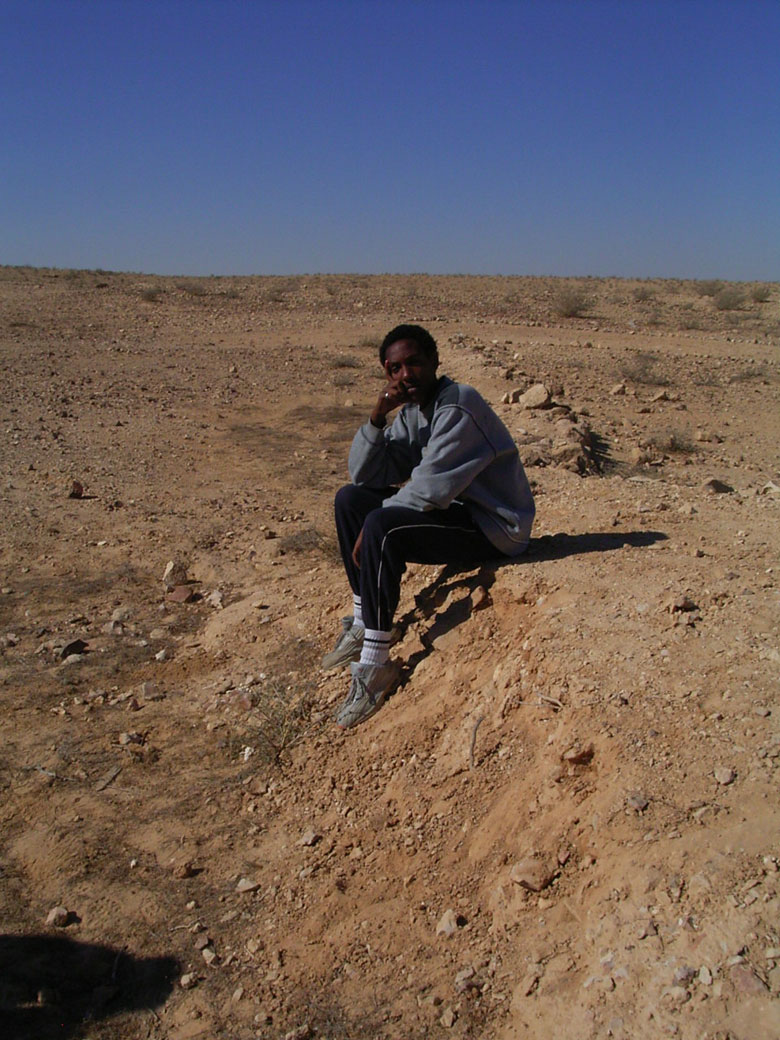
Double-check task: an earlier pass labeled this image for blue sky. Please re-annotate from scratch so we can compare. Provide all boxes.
[2,0,778,279]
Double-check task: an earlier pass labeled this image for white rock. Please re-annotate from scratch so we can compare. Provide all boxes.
[46,906,69,927]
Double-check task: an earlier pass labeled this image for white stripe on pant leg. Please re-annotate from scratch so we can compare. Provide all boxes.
[375,522,478,631]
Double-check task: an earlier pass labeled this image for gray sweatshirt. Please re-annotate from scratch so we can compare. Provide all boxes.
[348,376,535,556]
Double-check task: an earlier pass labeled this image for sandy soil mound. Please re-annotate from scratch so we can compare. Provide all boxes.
[1,268,779,1039]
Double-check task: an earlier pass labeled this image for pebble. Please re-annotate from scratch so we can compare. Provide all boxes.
[163,558,189,587]
[439,1006,457,1028]
[167,585,194,603]
[201,946,217,966]
[236,877,261,893]
[519,383,552,409]
[703,478,734,494]
[509,856,555,892]
[729,964,768,995]
[45,906,70,927]
[179,972,198,989]
[298,829,320,847]
[436,909,460,937]
[714,767,736,785]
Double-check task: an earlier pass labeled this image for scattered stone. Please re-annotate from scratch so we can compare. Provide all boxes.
[454,966,480,993]
[236,877,261,893]
[162,558,189,588]
[729,964,768,995]
[172,861,196,879]
[179,972,198,989]
[509,857,555,892]
[698,966,712,985]
[518,383,551,409]
[201,945,217,966]
[436,909,460,937]
[298,829,321,847]
[155,649,168,661]
[610,383,626,395]
[470,585,491,611]
[45,906,70,927]
[637,919,657,939]
[439,1006,457,1028]
[627,792,649,812]
[561,744,594,766]
[666,595,697,613]
[60,639,88,659]
[714,767,736,786]
[703,478,734,495]
[663,985,690,1006]
[167,585,194,603]
[517,965,542,996]
[206,589,224,609]
[68,480,84,499]
[193,932,211,951]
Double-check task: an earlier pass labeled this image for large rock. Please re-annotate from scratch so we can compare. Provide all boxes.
[518,383,552,409]
[509,856,555,892]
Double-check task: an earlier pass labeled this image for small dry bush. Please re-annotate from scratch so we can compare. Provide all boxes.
[713,288,744,311]
[647,430,697,455]
[633,286,656,303]
[620,351,670,386]
[357,334,382,350]
[697,280,723,297]
[278,526,326,554]
[553,288,591,318]
[249,675,317,766]
[140,287,164,303]
[751,285,772,303]
[176,280,208,297]
[332,372,355,388]
[333,354,361,369]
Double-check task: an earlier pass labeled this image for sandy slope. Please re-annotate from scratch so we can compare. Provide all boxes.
[0,268,779,1039]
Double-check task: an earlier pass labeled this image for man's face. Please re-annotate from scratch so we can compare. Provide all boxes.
[383,339,439,407]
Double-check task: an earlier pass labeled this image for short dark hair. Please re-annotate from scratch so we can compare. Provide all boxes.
[379,324,438,365]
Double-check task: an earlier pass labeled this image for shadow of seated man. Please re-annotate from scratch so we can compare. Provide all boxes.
[0,933,178,1040]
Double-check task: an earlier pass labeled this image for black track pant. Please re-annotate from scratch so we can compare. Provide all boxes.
[334,484,499,632]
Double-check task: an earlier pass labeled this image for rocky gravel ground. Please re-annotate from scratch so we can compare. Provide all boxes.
[1,267,778,1039]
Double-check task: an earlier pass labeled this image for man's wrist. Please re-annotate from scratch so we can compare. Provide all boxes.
[369,413,387,429]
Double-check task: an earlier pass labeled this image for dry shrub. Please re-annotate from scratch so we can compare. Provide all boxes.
[713,288,744,311]
[176,280,208,297]
[553,288,591,318]
[333,354,361,369]
[633,286,656,303]
[751,285,772,303]
[620,351,670,386]
[647,430,697,455]
[357,334,382,350]
[249,676,317,766]
[140,287,164,303]
[697,280,723,297]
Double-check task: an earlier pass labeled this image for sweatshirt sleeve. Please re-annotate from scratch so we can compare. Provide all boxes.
[381,404,496,511]
[348,410,418,487]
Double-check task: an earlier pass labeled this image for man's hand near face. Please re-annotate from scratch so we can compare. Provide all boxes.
[369,365,409,429]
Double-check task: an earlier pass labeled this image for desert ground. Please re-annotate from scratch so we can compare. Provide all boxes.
[1,267,778,1040]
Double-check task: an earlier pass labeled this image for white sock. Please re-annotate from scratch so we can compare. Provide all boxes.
[352,595,364,630]
[360,628,391,667]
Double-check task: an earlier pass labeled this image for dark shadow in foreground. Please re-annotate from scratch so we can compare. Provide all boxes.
[395,529,668,679]
[0,933,179,1040]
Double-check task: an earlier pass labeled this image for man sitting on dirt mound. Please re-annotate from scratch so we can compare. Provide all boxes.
[324,323,535,728]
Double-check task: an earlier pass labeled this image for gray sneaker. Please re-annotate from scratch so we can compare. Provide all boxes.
[322,617,403,671]
[335,660,401,729]
[321,616,364,670]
